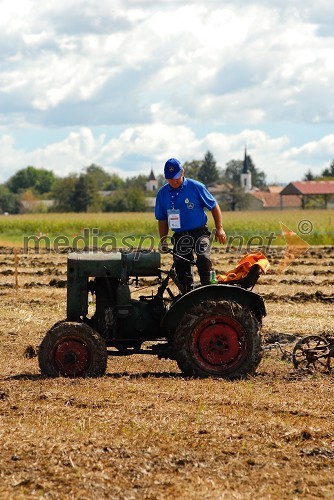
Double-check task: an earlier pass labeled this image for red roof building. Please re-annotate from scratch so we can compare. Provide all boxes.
[248,191,300,210]
[280,181,334,209]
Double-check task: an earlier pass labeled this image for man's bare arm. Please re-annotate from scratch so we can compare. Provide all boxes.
[158,220,169,240]
[158,220,170,251]
[211,204,226,244]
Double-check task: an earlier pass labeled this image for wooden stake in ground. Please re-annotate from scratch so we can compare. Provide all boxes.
[14,247,19,290]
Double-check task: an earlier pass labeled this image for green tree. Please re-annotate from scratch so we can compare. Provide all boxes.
[125,174,147,190]
[126,188,146,212]
[198,151,220,185]
[156,174,166,189]
[51,175,78,212]
[102,187,146,212]
[304,169,315,181]
[220,187,250,212]
[104,173,125,191]
[0,185,20,213]
[321,160,334,178]
[182,160,202,181]
[85,164,111,190]
[224,160,243,185]
[103,190,129,212]
[72,173,102,212]
[251,164,266,188]
[7,166,55,194]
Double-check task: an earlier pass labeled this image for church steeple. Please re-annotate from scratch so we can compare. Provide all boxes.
[145,169,158,191]
[240,147,252,192]
[148,169,156,181]
[242,148,250,173]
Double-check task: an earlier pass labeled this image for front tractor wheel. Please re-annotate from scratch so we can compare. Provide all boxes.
[38,322,107,377]
[173,300,263,379]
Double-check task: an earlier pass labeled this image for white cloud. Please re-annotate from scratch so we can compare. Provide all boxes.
[288,135,334,161]
[1,1,333,123]
[0,0,334,185]
[0,125,331,184]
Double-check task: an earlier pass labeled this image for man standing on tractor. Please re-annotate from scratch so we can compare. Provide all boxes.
[155,157,226,290]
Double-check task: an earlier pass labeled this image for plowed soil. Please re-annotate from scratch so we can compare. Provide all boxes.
[0,246,333,499]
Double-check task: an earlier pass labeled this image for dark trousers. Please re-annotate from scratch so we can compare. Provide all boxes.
[172,226,212,291]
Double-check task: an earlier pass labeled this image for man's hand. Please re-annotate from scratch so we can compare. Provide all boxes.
[158,237,171,254]
[159,242,171,254]
[211,205,226,245]
[215,227,226,244]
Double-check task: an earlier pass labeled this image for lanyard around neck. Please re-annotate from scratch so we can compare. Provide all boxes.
[169,182,184,209]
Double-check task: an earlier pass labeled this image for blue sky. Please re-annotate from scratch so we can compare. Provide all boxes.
[1,0,334,184]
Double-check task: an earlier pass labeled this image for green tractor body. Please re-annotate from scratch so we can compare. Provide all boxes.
[38,250,266,379]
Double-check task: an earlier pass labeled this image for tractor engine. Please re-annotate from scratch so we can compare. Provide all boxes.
[66,250,166,349]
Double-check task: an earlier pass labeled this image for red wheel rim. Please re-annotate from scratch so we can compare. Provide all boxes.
[54,339,90,376]
[191,315,247,374]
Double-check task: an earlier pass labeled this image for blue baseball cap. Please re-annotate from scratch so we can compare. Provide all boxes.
[164,158,182,179]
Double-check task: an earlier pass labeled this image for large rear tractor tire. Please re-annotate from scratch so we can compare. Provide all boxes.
[38,321,107,377]
[173,300,263,379]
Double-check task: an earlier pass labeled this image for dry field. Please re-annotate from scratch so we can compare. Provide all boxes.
[0,245,333,499]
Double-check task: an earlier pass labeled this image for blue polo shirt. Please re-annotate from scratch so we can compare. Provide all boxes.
[155,178,216,232]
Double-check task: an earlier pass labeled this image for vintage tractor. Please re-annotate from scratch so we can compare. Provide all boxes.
[38,250,267,380]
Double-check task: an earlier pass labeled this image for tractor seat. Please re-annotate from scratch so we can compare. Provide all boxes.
[220,264,262,290]
[216,252,270,291]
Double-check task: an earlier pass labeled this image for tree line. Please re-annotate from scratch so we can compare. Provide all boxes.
[303,160,334,181]
[0,164,150,214]
[3,151,332,214]
[0,151,266,213]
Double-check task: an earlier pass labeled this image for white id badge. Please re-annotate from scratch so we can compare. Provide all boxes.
[167,209,181,229]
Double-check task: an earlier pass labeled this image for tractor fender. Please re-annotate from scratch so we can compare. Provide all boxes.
[161,284,266,333]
